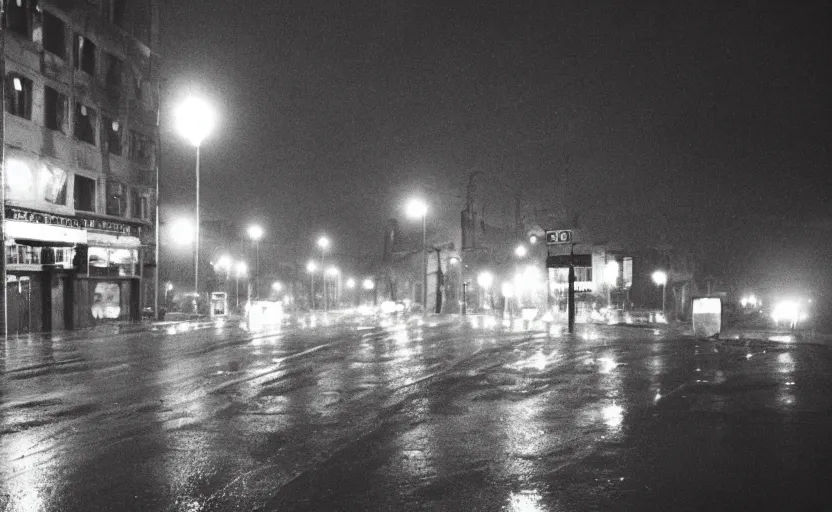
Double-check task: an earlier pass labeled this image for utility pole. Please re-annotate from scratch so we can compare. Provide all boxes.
[568,243,576,334]
[0,0,7,336]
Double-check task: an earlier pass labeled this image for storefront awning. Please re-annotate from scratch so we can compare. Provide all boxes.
[87,232,142,248]
[4,220,87,244]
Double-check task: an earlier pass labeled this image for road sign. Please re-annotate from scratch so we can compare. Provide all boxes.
[545,230,572,245]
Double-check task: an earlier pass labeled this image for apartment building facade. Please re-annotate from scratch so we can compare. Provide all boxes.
[2,0,159,334]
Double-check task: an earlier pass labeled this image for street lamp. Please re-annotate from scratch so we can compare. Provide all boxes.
[171,218,195,245]
[514,244,528,258]
[247,224,264,298]
[652,270,668,319]
[362,278,375,290]
[307,260,318,310]
[175,95,216,303]
[346,278,356,289]
[406,198,428,314]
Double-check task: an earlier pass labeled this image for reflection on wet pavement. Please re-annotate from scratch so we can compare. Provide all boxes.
[2,320,832,511]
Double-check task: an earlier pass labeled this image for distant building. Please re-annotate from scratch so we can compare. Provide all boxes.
[2,0,160,334]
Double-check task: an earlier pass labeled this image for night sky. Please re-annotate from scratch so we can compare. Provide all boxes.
[159,0,831,296]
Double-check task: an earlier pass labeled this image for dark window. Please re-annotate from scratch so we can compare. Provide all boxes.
[42,11,66,58]
[131,189,149,220]
[74,103,97,145]
[4,0,34,38]
[106,181,126,217]
[5,73,33,119]
[129,130,155,166]
[103,117,122,155]
[44,86,67,132]
[74,175,96,212]
[74,35,97,75]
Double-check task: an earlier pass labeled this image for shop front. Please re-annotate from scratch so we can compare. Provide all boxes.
[4,206,146,334]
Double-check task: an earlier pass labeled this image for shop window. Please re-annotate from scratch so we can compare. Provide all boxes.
[74,34,96,75]
[129,130,155,167]
[5,73,33,119]
[42,10,66,59]
[131,188,150,220]
[44,86,67,132]
[103,117,122,155]
[106,181,126,217]
[88,246,138,277]
[575,267,592,282]
[74,102,97,145]
[74,175,96,212]
[6,244,42,266]
[3,0,35,38]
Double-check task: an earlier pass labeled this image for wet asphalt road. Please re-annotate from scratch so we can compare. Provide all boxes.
[1,315,831,512]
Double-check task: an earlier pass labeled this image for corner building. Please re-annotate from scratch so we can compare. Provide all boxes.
[3,0,159,334]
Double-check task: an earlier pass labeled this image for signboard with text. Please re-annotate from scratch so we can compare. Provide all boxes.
[5,206,141,236]
[545,229,572,245]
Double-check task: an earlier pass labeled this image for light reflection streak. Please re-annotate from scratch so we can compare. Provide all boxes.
[505,489,546,511]
[602,403,624,429]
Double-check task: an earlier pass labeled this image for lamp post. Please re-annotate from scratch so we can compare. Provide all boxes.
[326,267,340,308]
[406,198,428,314]
[247,224,264,298]
[175,95,215,307]
[652,270,668,319]
[605,260,619,309]
[317,236,330,310]
[235,261,247,309]
[306,260,317,310]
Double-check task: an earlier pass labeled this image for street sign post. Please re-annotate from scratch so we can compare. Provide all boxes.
[545,230,572,245]
[545,229,576,333]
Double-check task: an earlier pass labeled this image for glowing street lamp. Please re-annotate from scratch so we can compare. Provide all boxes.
[652,270,668,319]
[272,281,282,292]
[477,271,494,289]
[362,278,375,290]
[175,95,216,300]
[346,278,356,289]
[514,244,528,258]
[171,218,195,245]
[529,235,538,245]
[406,198,428,314]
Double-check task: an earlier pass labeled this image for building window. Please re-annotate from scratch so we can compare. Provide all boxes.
[42,11,67,58]
[74,103,97,145]
[6,245,75,268]
[3,0,34,38]
[74,34,96,75]
[131,189,150,220]
[129,130,155,167]
[103,117,122,155]
[106,181,126,217]
[575,267,592,283]
[74,175,96,212]
[5,73,33,119]
[44,86,68,132]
